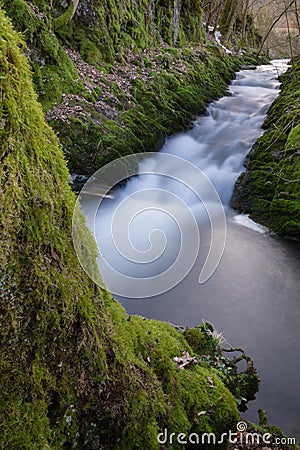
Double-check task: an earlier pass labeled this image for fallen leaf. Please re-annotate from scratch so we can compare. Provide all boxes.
[51,248,60,261]
[207,376,215,388]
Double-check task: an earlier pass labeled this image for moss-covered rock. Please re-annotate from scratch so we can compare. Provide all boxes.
[3,0,246,177]
[231,57,300,239]
[48,45,240,175]
[0,7,245,448]
[3,0,85,112]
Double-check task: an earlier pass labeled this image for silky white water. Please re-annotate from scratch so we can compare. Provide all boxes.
[78,60,300,438]
[94,60,288,294]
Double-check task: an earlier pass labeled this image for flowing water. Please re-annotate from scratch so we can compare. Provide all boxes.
[79,60,300,439]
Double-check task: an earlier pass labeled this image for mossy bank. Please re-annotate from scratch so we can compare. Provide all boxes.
[231,58,300,239]
[1,0,262,176]
[0,6,268,449]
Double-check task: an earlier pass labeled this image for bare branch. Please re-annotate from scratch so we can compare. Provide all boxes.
[70,0,79,20]
[256,0,295,55]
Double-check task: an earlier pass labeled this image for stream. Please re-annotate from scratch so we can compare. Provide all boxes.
[78,60,300,439]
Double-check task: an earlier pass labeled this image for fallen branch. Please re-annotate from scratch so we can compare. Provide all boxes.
[53,0,80,30]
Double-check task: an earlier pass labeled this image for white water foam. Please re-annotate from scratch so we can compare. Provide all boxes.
[92,61,289,296]
[231,214,269,234]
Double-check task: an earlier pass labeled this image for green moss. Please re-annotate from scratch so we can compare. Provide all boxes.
[184,328,205,353]
[219,0,237,35]
[231,57,300,238]
[0,8,108,447]
[3,0,84,111]
[285,123,300,152]
[178,367,239,432]
[49,48,239,175]
[53,1,74,30]
[3,0,244,177]
[3,0,40,41]
[0,8,251,448]
[15,0,201,66]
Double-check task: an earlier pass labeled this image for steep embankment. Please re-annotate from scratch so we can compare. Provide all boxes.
[0,7,268,449]
[2,0,252,176]
[231,58,300,239]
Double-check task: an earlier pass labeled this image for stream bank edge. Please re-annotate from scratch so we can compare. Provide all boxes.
[231,58,300,239]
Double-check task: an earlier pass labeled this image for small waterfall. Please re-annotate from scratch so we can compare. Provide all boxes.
[74,61,300,438]
[90,60,288,297]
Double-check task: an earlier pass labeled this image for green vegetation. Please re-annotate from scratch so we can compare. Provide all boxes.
[3,0,250,176]
[0,7,264,449]
[51,47,240,175]
[1,0,297,446]
[184,324,260,411]
[3,0,84,112]
[231,58,300,238]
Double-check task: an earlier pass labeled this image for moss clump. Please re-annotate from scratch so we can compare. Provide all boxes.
[52,0,206,62]
[184,328,206,354]
[184,324,260,413]
[231,57,300,239]
[53,1,75,30]
[184,322,219,355]
[3,0,84,111]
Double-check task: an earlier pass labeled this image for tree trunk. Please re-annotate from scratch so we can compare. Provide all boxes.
[284,0,294,58]
[256,0,295,56]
